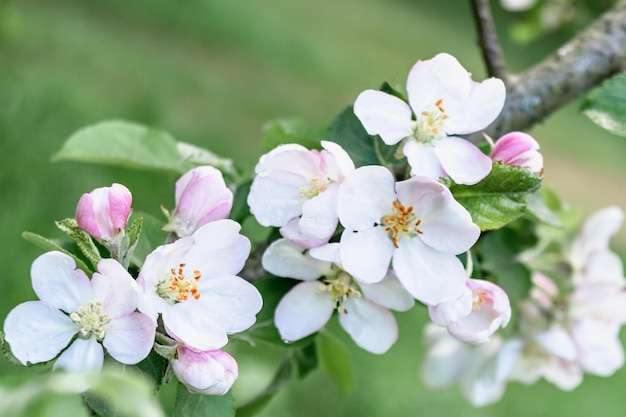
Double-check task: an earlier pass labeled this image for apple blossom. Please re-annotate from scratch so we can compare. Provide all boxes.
[336,165,480,305]
[263,239,414,354]
[3,251,155,372]
[247,141,355,247]
[136,220,263,351]
[490,131,543,175]
[353,53,505,184]
[429,279,511,344]
[172,346,238,396]
[76,183,132,241]
[162,166,233,237]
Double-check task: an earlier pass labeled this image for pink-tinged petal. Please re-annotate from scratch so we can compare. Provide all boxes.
[359,272,415,312]
[407,53,472,113]
[173,347,238,396]
[337,166,396,230]
[76,183,132,240]
[92,258,138,319]
[54,337,104,373]
[353,90,413,145]
[534,327,577,361]
[338,297,398,354]
[571,283,626,324]
[298,184,339,242]
[254,143,321,176]
[163,304,228,351]
[308,242,341,264]
[103,313,156,365]
[396,176,480,254]
[428,286,473,327]
[434,137,492,185]
[393,238,467,305]
[262,239,333,281]
[571,318,624,376]
[3,301,78,365]
[195,275,263,334]
[185,220,251,277]
[541,358,582,391]
[339,227,394,284]
[490,132,543,175]
[75,193,100,237]
[107,183,133,232]
[31,251,92,313]
[274,281,335,342]
[402,141,447,180]
[444,77,505,135]
[321,141,355,179]
[279,217,331,249]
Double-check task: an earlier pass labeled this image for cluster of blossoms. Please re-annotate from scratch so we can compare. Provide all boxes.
[247,53,544,354]
[421,206,626,406]
[3,166,263,395]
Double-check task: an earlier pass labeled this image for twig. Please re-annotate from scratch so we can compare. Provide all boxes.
[470,0,510,82]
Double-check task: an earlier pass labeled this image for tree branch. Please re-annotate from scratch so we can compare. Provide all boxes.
[483,0,626,139]
[470,0,510,82]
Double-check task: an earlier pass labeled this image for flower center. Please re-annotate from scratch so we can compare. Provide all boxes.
[156,263,202,304]
[318,269,361,314]
[381,201,423,247]
[299,176,331,199]
[472,288,489,309]
[410,98,449,144]
[70,300,111,341]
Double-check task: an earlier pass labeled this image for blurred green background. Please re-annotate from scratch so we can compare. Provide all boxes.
[2,0,626,415]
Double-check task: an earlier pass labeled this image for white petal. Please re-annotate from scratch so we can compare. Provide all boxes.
[54,337,104,373]
[247,171,307,227]
[31,251,92,313]
[393,238,467,305]
[298,184,339,241]
[195,275,263,334]
[359,272,415,312]
[403,141,446,180]
[321,140,356,178]
[308,242,341,264]
[353,90,413,145]
[275,281,335,342]
[339,297,398,354]
[421,325,471,388]
[3,301,77,365]
[534,327,577,361]
[428,287,473,326]
[434,137,492,185]
[103,313,156,365]
[92,259,138,319]
[339,227,394,284]
[444,77,505,134]
[163,304,228,351]
[571,318,624,376]
[578,250,624,285]
[337,166,396,231]
[262,239,333,280]
[279,217,330,249]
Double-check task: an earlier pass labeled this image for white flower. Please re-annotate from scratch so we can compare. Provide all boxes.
[172,346,238,396]
[336,165,480,305]
[263,239,413,354]
[247,141,355,247]
[136,220,263,351]
[354,53,504,185]
[3,252,155,372]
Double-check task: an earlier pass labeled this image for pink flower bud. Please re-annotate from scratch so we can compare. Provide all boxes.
[490,132,543,175]
[163,166,233,237]
[75,183,132,240]
[446,279,511,344]
[172,347,238,396]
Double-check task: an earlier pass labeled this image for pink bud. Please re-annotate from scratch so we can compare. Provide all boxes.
[75,183,132,240]
[446,279,511,344]
[163,166,233,237]
[490,132,543,175]
[172,346,238,396]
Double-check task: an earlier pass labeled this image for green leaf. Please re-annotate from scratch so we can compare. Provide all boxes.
[173,384,235,417]
[176,141,238,181]
[450,163,542,231]
[133,349,169,387]
[315,329,355,393]
[582,73,626,137]
[53,120,192,174]
[55,218,102,269]
[525,190,562,227]
[230,180,252,224]
[261,118,327,152]
[129,211,168,267]
[21,231,92,273]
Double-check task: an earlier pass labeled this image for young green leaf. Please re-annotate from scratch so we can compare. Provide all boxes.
[581,73,626,137]
[261,118,328,152]
[55,218,102,270]
[173,383,235,417]
[21,232,92,273]
[316,329,355,394]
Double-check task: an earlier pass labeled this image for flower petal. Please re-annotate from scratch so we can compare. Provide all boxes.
[359,272,415,312]
[173,347,238,396]
[92,258,138,319]
[54,336,104,373]
[338,297,398,354]
[444,77,505,135]
[274,281,335,342]
[353,90,413,145]
[103,313,156,365]
[298,184,339,242]
[3,301,77,365]
[262,239,333,281]
[403,141,446,180]
[163,303,228,351]
[393,238,467,305]
[339,227,394,284]
[31,251,92,313]
[434,137,492,185]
